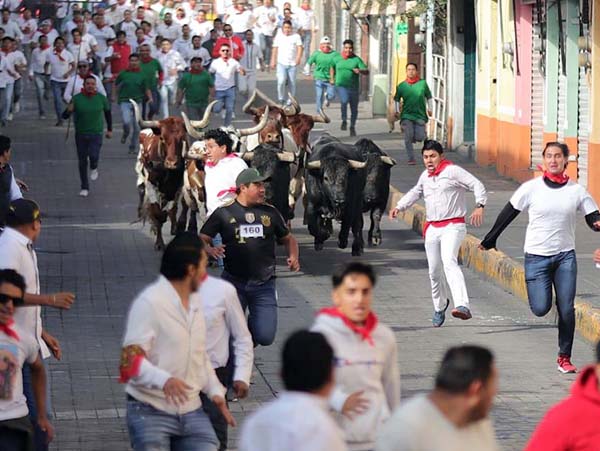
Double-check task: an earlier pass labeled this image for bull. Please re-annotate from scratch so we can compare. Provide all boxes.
[132,100,190,251]
[355,138,397,246]
[305,134,367,256]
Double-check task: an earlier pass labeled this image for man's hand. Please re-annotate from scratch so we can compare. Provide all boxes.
[394,112,401,120]
[286,255,300,271]
[15,178,29,192]
[42,331,61,360]
[352,68,360,74]
[593,249,600,264]
[169,68,178,76]
[469,207,484,227]
[388,208,400,220]
[105,130,113,139]
[212,395,237,426]
[342,390,369,419]
[38,416,54,443]
[163,377,191,406]
[49,292,75,309]
[207,244,226,259]
[270,62,276,70]
[233,380,249,399]
[592,220,600,231]
[427,109,433,117]
[239,68,246,76]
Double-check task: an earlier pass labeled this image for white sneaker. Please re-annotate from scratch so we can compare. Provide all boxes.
[221,110,226,119]
[90,169,98,181]
[7,113,13,121]
[79,189,89,197]
[14,102,20,113]
[232,112,236,119]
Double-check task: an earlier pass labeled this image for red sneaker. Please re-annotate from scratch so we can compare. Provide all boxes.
[557,355,577,374]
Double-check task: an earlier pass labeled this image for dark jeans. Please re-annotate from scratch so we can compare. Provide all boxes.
[142,88,160,119]
[401,119,427,162]
[22,358,51,451]
[50,80,67,122]
[75,133,103,190]
[186,103,208,120]
[337,86,359,128]
[200,367,229,451]
[261,34,274,69]
[221,271,277,346]
[0,416,34,451]
[524,250,577,357]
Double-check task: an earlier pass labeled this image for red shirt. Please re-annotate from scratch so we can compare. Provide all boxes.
[111,41,132,77]
[212,36,245,60]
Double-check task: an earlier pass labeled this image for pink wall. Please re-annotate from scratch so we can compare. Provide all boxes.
[514,1,532,125]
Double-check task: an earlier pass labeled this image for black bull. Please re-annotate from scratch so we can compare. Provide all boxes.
[305,137,368,256]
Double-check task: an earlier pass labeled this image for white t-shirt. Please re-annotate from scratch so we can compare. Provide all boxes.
[189,19,212,40]
[156,22,181,41]
[44,48,75,82]
[32,29,59,47]
[376,394,500,451]
[510,177,598,256]
[209,57,241,91]
[67,41,93,65]
[226,10,254,33]
[17,17,37,44]
[273,32,302,66]
[204,154,248,216]
[254,5,278,36]
[88,23,116,53]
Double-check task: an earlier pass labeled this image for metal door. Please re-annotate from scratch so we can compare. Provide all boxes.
[530,5,545,168]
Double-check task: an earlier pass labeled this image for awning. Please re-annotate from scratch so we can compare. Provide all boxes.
[350,0,406,16]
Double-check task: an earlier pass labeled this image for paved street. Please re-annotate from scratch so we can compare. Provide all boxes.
[7,74,597,451]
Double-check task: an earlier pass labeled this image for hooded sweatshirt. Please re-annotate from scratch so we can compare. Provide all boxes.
[312,312,400,451]
[524,365,600,451]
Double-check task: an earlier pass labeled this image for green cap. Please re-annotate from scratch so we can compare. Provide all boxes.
[235,168,269,187]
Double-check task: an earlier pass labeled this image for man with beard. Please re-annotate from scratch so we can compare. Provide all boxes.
[120,232,236,451]
[376,346,500,451]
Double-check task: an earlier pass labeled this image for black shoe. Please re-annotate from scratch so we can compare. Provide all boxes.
[341,121,347,131]
[55,120,63,126]
[121,133,127,144]
[349,127,356,137]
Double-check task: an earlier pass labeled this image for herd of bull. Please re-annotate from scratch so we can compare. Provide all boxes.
[132,89,397,256]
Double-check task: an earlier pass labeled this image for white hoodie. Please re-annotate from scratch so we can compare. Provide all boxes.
[312,313,400,451]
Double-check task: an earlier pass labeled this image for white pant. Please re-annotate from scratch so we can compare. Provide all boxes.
[238,69,257,95]
[424,222,469,311]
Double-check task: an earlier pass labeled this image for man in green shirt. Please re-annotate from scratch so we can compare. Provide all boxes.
[63,76,112,197]
[330,39,368,137]
[139,44,163,120]
[176,56,214,120]
[114,53,153,153]
[306,36,338,115]
[393,62,433,164]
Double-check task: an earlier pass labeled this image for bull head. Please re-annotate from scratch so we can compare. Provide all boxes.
[130,99,160,129]
[380,156,397,166]
[307,159,367,170]
[183,105,271,140]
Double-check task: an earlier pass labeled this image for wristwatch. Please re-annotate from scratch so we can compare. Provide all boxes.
[476,203,485,209]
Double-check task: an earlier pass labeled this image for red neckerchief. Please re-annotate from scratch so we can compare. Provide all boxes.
[319,45,331,53]
[141,55,153,63]
[428,159,453,177]
[318,307,378,346]
[537,165,569,185]
[300,4,310,10]
[190,68,203,74]
[221,55,230,62]
[1,50,12,55]
[137,37,146,44]
[342,50,354,60]
[217,187,237,197]
[0,319,19,341]
[54,48,65,61]
[406,76,420,85]
[39,44,50,50]
[80,88,97,97]
[205,153,237,168]
[127,66,141,72]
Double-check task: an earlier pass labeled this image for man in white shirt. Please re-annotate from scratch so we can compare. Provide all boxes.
[0,135,22,225]
[173,6,190,26]
[174,24,193,65]
[120,232,235,451]
[254,0,277,71]
[390,140,487,327]
[189,10,213,42]
[43,36,75,126]
[0,36,18,125]
[132,27,152,53]
[225,1,254,39]
[5,37,25,119]
[296,0,316,74]
[0,8,21,41]
[17,7,36,57]
[189,34,211,68]
[28,35,51,119]
[63,60,107,103]
[209,43,245,126]
[270,20,302,105]
[376,346,500,451]
[240,330,347,451]
[0,269,54,450]
[156,12,180,42]
[0,198,75,451]
[157,38,185,118]
[238,30,262,97]
[88,13,116,54]
[117,9,138,47]
[197,275,253,451]
[67,29,93,66]
[30,20,58,50]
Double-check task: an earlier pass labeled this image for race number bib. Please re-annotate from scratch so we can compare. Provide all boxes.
[239,224,264,238]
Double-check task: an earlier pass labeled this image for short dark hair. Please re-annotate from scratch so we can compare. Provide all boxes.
[542,141,569,158]
[0,269,26,298]
[406,62,418,70]
[0,135,11,154]
[129,52,140,60]
[160,232,205,280]
[214,18,223,24]
[282,19,292,26]
[141,20,151,27]
[190,56,202,63]
[332,262,376,288]
[281,330,333,392]
[116,30,126,38]
[343,39,354,47]
[192,34,201,41]
[54,37,65,46]
[435,345,494,393]
[204,129,234,154]
[161,38,172,44]
[422,139,444,154]
[84,75,96,83]
[71,28,81,36]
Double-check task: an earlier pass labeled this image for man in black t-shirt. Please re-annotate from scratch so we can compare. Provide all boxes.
[201,168,300,346]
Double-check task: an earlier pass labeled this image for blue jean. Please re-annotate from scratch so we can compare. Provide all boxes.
[524,250,577,356]
[221,272,277,346]
[120,102,140,151]
[213,87,236,126]
[337,86,359,128]
[22,357,51,451]
[315,79,335,114]
[260,34,274,68]
[75,133,103,189]
[33,73,50,116]
[143,88,160,119]
[2,81,14,122]
[50,80,68,122]
[276,63,297,104]
[127,398,218,451]
[301,31,312,66]
[401,119,427,162]
[159,83,177,118]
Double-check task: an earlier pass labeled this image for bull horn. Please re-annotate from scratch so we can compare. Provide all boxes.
[311,110,330,123]
[348,160,367,169]
[130,99,159,128]
[306,160,321,169]
[254,88,280,108]
[188,100,218,129]
[237,106,270,136]
[242,152,254,161]
[182,111,205,140]
[276,151,295,163]
[181,139,188,158]
[242,90,258,114]
[380,155,397,166]
[288,92,301,113]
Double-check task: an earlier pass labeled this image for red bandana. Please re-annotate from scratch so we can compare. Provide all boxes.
[428,159,453,177]
[190,68,203,74]
[40,44,50,50]
[141,55,153,63]
[80,88,97,97]
[128,66,141,72]
[537,165,569,185]
[54,49,65,61]
[318,307,378,346]
[300,4,310,10]
[0,320,19,341]
[342,50,354,60]
[406,76,420,85]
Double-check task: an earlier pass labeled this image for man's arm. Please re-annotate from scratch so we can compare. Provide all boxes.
[389,176,424,219]
[30,356,54,443]
[279,233,299,271]
[23,292,75,310]
[479,202,521,250]
[8,171,23,200]
[224,285,254,392]
[294,42,303,67]
[270,46,278,68]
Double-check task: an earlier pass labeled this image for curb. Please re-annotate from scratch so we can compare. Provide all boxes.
[387,185,600,345]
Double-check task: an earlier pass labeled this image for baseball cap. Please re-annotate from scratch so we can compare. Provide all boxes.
[235,168,269,187]
[41,19,51,26]
[320,36,331,45]
[6,199,42,226]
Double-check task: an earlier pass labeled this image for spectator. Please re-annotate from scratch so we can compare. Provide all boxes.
[189,34,212,68]
[189,10,213,42]
[156,12,180,42]
[253,0,277,71]
[296,0,316,75]
[225,1,255,39]
[0,135,22,226]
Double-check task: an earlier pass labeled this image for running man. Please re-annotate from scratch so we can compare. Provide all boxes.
[306,36,338,114]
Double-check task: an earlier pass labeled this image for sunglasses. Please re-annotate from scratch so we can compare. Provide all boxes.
[221,49,230,53]
[224,28,232,32]
[78,65,89,68]
[0,293,24,306]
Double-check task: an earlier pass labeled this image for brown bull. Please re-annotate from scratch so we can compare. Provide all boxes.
[176,141,208,234]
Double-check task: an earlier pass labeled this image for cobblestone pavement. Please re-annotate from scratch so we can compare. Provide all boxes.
[7,75,596,451]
